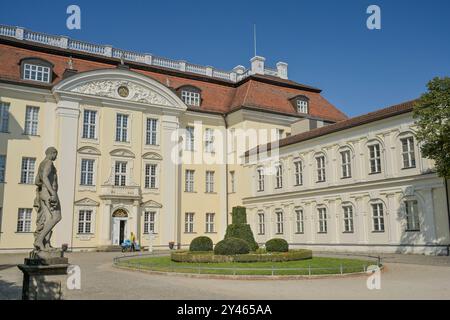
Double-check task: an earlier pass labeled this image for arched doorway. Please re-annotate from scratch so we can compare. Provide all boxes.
[112,209,129,246]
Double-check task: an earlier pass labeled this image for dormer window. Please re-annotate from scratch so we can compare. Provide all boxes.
[179,86,201,107]
[296,98,309,114]
[20,58,53,83]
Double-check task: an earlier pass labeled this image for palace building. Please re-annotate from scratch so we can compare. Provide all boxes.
[0,25,448,255]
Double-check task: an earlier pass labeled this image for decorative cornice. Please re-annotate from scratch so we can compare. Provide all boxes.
[78,146,101,156]
[74,197,100,207]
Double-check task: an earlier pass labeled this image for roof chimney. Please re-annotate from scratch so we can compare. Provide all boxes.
[250,56,265,75]
[276,62,288,79]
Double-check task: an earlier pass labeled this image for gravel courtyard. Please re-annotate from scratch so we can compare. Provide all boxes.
[1,251,450,300]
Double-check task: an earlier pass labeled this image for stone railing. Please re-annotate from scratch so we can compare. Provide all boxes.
[0,25,286,82]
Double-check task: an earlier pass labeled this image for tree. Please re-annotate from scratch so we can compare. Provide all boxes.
[413,77,450,178]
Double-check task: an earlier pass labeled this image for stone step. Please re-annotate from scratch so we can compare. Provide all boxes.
[96,245,123,252]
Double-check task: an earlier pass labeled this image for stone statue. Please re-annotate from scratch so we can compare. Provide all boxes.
[32,147,63,262]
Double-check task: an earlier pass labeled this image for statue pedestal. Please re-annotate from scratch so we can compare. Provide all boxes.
[18,254,69,300]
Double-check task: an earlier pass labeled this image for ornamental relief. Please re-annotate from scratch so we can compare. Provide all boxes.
[72,80,171,106]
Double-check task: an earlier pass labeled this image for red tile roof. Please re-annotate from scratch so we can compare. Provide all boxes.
[0,36,347,122]
[246,99,418,156]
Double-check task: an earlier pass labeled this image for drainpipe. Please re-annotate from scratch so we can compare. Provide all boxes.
[224,115,229,228]
[445,178,450,256]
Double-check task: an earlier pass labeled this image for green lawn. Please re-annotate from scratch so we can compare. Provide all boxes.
[117,256,375,276]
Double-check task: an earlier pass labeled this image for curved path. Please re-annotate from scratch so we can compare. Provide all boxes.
[1,252,449,299]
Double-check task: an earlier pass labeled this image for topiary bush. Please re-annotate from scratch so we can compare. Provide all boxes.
[265,238,289,252]
[225,224,259,251]
[214,237,250,255]
[231,206,247,224]
[189,236,213,252]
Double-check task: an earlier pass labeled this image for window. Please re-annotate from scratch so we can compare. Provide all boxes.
[185,126,195,151]
[372,203,385,232]
[23,63,51,83]
[276,211,284,234]
[204,128,214,153]
[78,210,92,234]
[343,205,354,233]
[276,129,284,140]
[256,168,265,191]
[316,156,326,182]
[80,159,95,186]
[20,157,35,184]
[116,114,128,142]
[0,155,5,183]
[114,161,127,186]
[24,106,39,135]
[185,213,194,233]
[206,171,215,193]
[296,99,309,114]
[229,128,235,153]
[17,208,32,233]
[401,137,416,169]
[230,171,236,193]
[405,200,420,231]
[146,118,158,145]
[369,144,381,174]
[258,213,265,235]
[145,164,157,189]
[275,164,283,189]
[341,150,352,178]
[144,211,156,234]
[295,208,304,234]
[294,160,303,186]
[181,89,201,106]
[318,208,327,233]
[185,170,195,192]
[0,102,9,133]
[206,213,215,233]
[82,110,97,139]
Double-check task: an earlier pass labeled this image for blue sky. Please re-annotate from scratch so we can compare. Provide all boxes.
[1,0,449,117]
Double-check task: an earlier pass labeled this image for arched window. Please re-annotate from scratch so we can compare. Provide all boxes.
[20,57,54,83]
[178,85,201,106]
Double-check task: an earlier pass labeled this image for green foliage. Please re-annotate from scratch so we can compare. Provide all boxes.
[189,236,213,252]
[225,224,259,251]
[214,237,250,255]
[265,238,289,252]
[413,77,450,178]
[231,206,247,224]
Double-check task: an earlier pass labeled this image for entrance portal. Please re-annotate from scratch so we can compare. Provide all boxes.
[112,209,129,246]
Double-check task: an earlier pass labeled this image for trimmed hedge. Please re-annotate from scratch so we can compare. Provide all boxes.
[265,238,289,252]
[171,249,313,263]
[189,236,213,252]
[231,206,247,224]
[225,224,259,251]
[214,237,250,255]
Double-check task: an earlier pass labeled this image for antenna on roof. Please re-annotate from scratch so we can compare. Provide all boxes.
[253,24,257,57]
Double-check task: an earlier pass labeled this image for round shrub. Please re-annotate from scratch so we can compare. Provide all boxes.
[189,236,213,252]
[214,237,250,255]
[225,224,259,251]
[265,238,289,252]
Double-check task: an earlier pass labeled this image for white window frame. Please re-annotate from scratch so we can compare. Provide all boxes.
[401,137,416,169]
[230,171,236,193]
[205,171,215,193]
[316,156,326,182]
[185,126,195,151]
[181,90,201,106]
[144,163,158,189]
[146,118,158,146]
[295,208,304,234]
[256,167,265,192]
[78,210,93,234]
[275,211,284,234]
[275,164,283,189]
[80,158,95,186]
[369,143,382,174]
[372,203,385,232]
[342,205,354,233]
[82,109,97,140]
[115,113,129,143]
[405,200,420,231]
[318,207,327,233]
[0,102,9,133]
[204,128,215,153]
[296,99,308,114]
[206,213,215,233]
[20,157,35,184]
[114,161,127,186]
[294,160,303,186]
[258,212,265,235]
[185,212,195,233]
[24,106,39,136]
[23,63,50,83]
[144,211,156,234]
[340,150,352,178]
[185,170,195,192]
[0,155,6,183]
[17,208,32,233]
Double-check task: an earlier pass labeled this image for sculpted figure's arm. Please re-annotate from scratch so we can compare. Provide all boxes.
[42,161,56,199]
